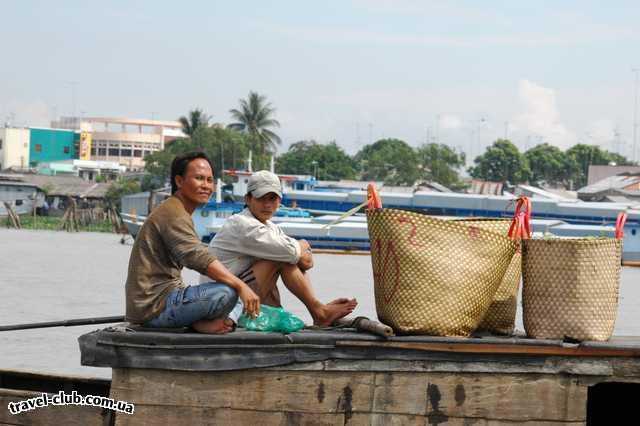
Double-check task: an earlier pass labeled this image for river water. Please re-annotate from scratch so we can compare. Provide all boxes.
[1,229,638,379]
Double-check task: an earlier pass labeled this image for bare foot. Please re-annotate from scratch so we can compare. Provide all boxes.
[192,317,234,334]
[312,298,358,326]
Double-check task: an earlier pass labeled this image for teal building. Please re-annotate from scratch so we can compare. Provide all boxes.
[29,128,78,166]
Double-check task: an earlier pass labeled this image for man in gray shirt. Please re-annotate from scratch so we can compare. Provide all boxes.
[205,170,357,326]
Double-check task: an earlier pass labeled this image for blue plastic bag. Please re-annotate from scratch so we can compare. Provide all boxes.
[238,305,305,333]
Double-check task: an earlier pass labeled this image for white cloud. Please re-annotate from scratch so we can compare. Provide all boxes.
[439,114,463,130]
[513,80,576,148]
[585,119,615,145]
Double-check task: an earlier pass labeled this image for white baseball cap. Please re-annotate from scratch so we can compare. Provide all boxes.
[247,170,283,198]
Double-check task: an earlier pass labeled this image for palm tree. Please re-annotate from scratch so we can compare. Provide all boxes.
[228,92,281,156]
[179,108,210,136]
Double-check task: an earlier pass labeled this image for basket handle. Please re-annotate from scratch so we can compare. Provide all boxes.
[367,183,383,210]
[615,212,627,240]
[508,196,532,240]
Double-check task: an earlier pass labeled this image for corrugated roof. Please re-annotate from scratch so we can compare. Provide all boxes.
[0,173,111,198]
[578,173,640,195]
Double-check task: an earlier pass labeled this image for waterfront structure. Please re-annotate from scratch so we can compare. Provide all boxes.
[52,117,185,171]
[0,177,45,216]
[0,127,30,170]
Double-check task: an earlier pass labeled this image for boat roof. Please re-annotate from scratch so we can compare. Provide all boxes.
[79,327,640,372]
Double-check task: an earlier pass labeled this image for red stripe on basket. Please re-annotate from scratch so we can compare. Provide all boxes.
[615,212,627,240]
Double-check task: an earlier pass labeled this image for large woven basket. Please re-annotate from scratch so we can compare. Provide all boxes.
[456,219,521,335]
[522,238,622,341]
[367,209,517,336]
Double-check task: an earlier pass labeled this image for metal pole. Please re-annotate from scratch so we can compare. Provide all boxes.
[632,68,639,163]
[0,315,125,332]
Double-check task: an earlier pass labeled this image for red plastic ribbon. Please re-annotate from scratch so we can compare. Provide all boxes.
[615,212,627,240]
[508,196,532,240]
[367,183,382,210]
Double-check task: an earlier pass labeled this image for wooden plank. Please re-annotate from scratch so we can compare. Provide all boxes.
[114,406,345,426]
[0,389,106,426]
[111,368,374,415]
[368,372,587,421]
[116,405,344,426]
[336,339,640,357]
[266,358,616,378]
[111,368,587,422]
[347,413,585,426]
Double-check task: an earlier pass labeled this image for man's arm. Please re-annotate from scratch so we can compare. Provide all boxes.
[297,239,314,271]
[205,260,260,317]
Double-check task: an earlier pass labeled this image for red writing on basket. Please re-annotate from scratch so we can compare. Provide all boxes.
[396,215,424,247]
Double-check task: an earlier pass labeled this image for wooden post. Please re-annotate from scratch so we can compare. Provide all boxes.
[3,202,22,229]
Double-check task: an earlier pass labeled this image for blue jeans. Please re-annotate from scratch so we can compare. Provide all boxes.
[144,282,238,328]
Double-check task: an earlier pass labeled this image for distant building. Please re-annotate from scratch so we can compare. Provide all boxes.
[0,175,45,216]
[52,116,185,171]
[578,173,640,203]
[0,173,112,213]
[29,127,78,167]
[0,127,30,170]
[587,165,640,185]
[37,159,126,181]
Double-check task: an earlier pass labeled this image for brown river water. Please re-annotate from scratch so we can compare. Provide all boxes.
[1,229,638,379]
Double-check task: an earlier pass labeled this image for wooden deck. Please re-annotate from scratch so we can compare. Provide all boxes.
[77,328,640,425]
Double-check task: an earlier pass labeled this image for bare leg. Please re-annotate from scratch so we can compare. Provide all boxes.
[279,263,357,326]
[249,260,283,307]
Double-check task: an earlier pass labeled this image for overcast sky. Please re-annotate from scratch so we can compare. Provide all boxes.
[2,0,640,162]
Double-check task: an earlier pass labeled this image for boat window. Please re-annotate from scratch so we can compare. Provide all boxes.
[15,200,23,206]
[632,229,637,236]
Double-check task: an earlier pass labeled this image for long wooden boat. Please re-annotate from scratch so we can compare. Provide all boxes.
[0,369,111,425]
[77,326,640,425]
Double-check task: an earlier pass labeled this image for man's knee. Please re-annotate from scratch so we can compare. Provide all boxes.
[217,285,238,310]
[253,259,285,272]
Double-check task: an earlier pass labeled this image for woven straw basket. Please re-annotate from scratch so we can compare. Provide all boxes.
[367,209,517,336]
[522,238,622,341]
[456,219,522,335]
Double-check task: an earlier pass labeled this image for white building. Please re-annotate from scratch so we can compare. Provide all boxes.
[37,159,126,181]
[0,179,45,216]
[52,116,185,171]
[0,127,30,171]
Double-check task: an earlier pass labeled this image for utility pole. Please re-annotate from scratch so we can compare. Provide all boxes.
[66,81,78,118]
[632,68,639,163]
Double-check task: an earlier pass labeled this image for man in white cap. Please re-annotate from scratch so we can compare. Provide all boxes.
[204,170,357,326]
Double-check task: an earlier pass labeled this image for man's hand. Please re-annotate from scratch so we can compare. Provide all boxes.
[206,259,261,316]
[298,239,314,271]
[238,284,260,318]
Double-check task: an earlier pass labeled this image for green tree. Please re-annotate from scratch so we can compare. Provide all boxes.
[105,178,141,210]
[524,143,572,187]
[469,139,531,184]
[276,140,357,180]
[354,138,420,185]
[416,143,466,189]
[228,91,281,162]
[565,144,634,189]
[144,127,259,188]
[179,108,211,136]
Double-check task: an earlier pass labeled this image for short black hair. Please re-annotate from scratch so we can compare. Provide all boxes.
[170,151,213,194]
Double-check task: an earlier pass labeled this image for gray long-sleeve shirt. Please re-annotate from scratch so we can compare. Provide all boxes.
[205,208,301,276]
